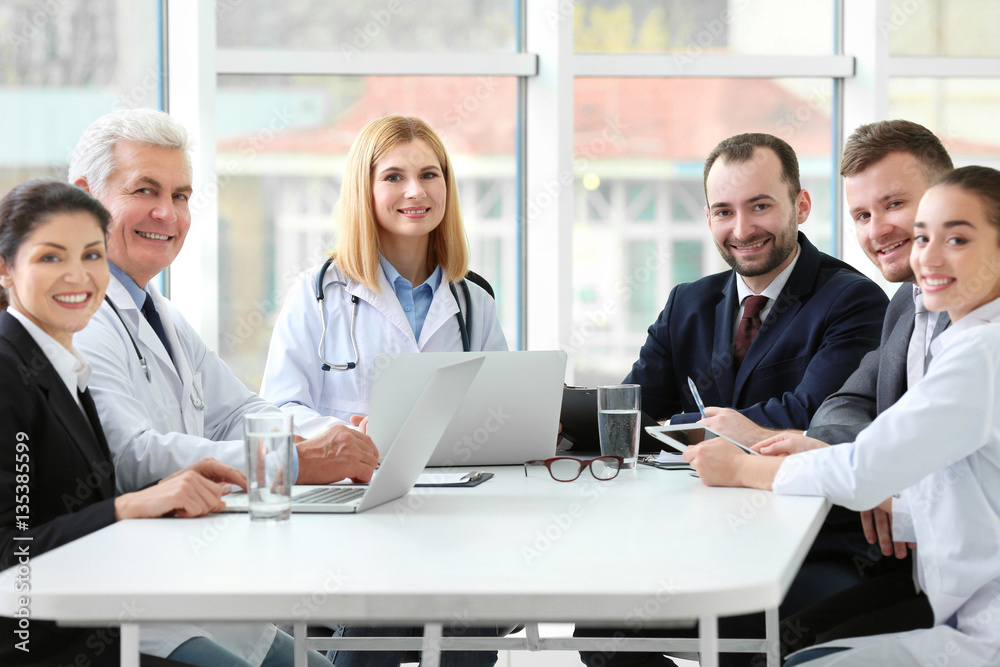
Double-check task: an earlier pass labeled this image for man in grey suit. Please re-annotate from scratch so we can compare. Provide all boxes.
[699,120,954,657]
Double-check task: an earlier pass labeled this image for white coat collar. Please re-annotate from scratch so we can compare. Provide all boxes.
[105,273,191,386]
[321,260,427,345]
[931,297,1000,358]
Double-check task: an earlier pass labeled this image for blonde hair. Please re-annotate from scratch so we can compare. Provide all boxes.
[333,115,469,292]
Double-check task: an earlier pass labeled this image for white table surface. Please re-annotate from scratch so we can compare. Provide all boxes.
[0,464,828,663]
[0,466,827,623]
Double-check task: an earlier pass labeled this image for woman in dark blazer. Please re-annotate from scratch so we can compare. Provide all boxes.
[0,180,247,666]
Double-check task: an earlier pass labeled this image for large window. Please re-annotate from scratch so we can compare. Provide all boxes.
[143,0,1000,392]
[214,74,517,388]
[217,0,517,51]
[571,77,834,385]
[573,0,835,55]
[0,1,161,191]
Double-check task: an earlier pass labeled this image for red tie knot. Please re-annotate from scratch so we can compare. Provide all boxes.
[742,295,768,320]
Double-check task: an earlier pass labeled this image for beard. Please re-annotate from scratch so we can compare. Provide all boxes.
[716,213,799,278]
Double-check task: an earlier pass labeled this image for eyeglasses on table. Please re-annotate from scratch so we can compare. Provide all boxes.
[523,456,624,482]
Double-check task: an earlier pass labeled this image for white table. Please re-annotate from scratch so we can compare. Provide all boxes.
[0,464,827,667]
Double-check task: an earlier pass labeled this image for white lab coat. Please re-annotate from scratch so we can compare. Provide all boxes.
[773,299,1000,666]
[261,260,508,437]
[74,273,278,660]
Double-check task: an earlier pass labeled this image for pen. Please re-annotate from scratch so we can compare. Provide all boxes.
[687,377,707,419]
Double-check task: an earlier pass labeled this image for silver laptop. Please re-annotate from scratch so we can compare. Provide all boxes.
[224,356,484,513]
[368,351,567,467]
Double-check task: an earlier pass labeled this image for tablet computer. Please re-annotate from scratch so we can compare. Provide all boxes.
[644,423,760,455]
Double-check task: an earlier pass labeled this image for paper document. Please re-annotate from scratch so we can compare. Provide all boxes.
[417,473,474,485]
[654,450,686,464]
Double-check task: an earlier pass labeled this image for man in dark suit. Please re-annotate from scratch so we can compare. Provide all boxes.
[627,133,887,429]
[577,133,889,667]
[693,121,955,659]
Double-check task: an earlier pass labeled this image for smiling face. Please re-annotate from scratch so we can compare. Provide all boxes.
[911,184,1000,322]
[0,212,109,349]
[371,139,446,249]
[79,140,192,288]
[705,147,809,292]
[845,151,932,284]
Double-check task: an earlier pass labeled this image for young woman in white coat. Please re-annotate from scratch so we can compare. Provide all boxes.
[260,115,505,667]
[261,115,507,436]
[685,165,1000,667]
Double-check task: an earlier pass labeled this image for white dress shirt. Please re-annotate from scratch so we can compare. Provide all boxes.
[732,243,801,341]
[7,307,91,411]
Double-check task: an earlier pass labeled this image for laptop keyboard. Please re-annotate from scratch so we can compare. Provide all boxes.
[293,486,365,505]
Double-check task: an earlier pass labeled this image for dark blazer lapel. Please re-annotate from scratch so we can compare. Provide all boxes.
[78,388,116,497]
[734,233,815,393]
[712,274,739,402]
[0,313,115,500]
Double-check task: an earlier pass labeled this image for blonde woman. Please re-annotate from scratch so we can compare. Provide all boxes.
[261,115,507,436]
[261,115,505,667]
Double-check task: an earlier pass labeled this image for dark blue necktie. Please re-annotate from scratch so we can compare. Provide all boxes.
[141,293,175,364]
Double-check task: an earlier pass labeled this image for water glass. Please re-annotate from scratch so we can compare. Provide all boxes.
[244,412,294,521]
[597,384,641,469]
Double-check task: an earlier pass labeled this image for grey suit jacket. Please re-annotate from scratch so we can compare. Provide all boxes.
[808,285,949,444]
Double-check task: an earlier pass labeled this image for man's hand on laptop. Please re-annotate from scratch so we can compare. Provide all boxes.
[296,425,380,484]
[350,414,369,434]
[699,407,788,447]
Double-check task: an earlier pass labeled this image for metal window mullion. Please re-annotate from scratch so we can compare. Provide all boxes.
[216,50,538,77]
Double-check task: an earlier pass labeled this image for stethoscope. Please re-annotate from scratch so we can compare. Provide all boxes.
[104,295,206,411]
[315,256,472,371]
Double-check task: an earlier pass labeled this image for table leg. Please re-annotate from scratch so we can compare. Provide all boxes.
[120,623,140,667]
[294,622,308,667]
[765,607,780,667]
[421,622,444,667]
[699,615,718,667]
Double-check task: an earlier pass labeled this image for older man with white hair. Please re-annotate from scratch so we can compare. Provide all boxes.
[72,108,367,666]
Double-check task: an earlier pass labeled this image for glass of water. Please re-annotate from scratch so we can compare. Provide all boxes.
[597,384,641,470]
[244,412,294,521]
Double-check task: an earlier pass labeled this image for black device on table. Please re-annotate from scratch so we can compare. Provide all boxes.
[558,386,662,454]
